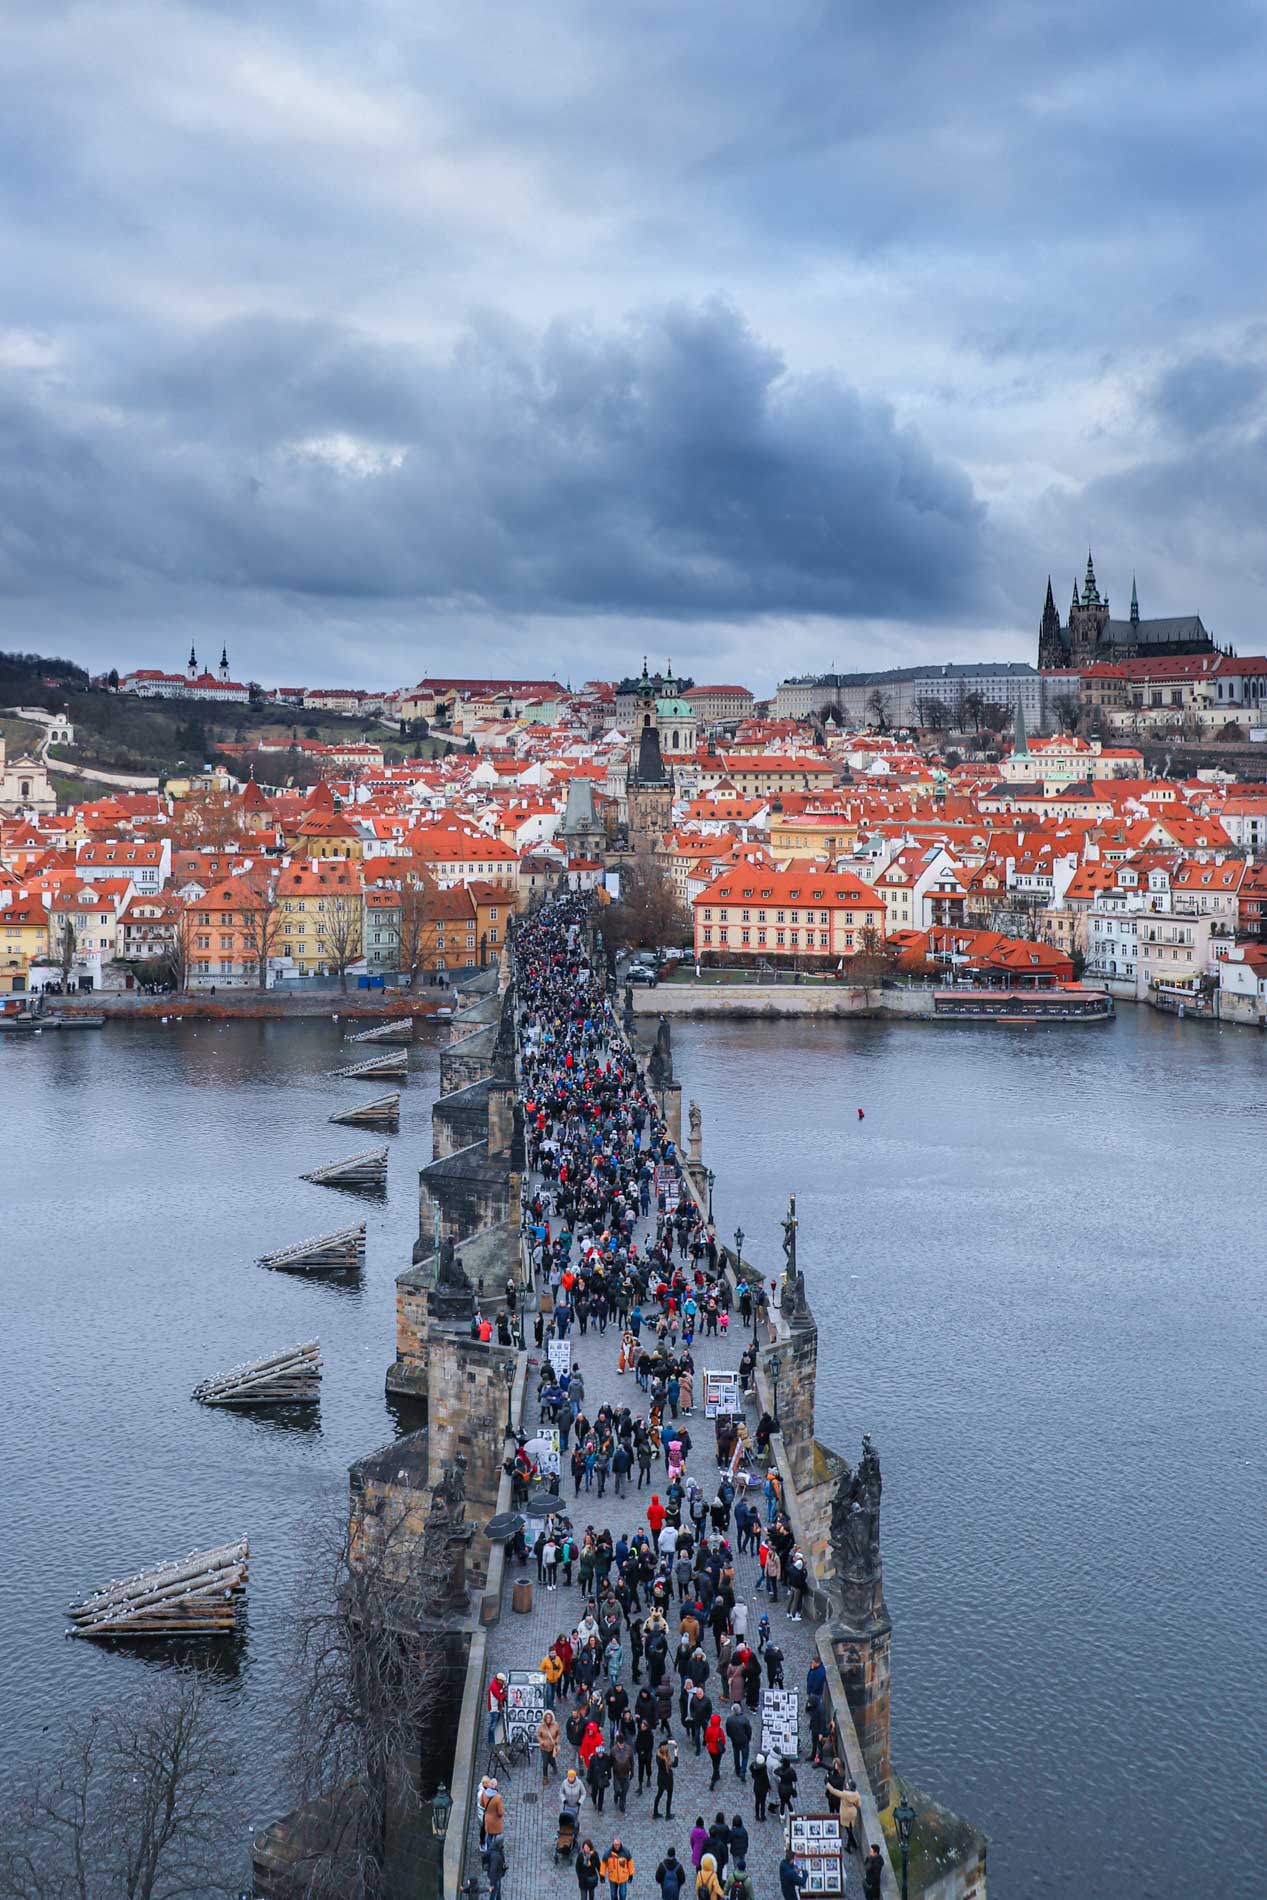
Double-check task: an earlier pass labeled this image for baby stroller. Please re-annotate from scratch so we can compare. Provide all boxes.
[554,1804,578,1863]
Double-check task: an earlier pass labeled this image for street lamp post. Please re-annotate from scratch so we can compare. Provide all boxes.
[503,1358,516,1438]
[429,1783,453,1900]
[705,1166,715,1222]
[894,1794,915,1900]
[771,1362,780,1430]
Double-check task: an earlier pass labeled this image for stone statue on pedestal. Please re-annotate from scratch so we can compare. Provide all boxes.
[420,1454,474,1621]
[779,1194,806,1316]
[830,1434,884,1625]
[688,1099,703,1162]
[433,1234,477,1320]
[649,1015,674,1088]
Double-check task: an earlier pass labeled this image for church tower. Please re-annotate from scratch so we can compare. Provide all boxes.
[1066,550,1110,665]
[188,645,198,680]
[1038,576,1065,669]
[219,645,230,682]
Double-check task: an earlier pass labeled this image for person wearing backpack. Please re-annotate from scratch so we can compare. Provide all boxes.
[726,1858,755,1900]
[656,1845,687,1899]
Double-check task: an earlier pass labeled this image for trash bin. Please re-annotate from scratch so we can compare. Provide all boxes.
[512,1579,534,1614]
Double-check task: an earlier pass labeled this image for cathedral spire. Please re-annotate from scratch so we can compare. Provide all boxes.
[1071,576,1080,617]
[1013,698,1028,757]
[1130,573,1139,627]
[1081,549,1100,607]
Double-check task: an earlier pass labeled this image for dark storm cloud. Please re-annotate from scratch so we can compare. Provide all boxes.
[3,0,1267,673]
[1151,354,1267,437]
[1,302,984,620]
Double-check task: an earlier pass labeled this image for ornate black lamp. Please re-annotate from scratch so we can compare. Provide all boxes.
[894,1793,915,1900]
[705,1166,715,1221]
[502,1358,515,1436]
[430,1783,453,1840]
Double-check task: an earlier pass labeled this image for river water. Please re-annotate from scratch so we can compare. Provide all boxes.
[1,1010,1263,1896]
[673,1009,1266,1900]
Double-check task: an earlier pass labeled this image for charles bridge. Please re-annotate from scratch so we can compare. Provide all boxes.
[253,901,986,1900]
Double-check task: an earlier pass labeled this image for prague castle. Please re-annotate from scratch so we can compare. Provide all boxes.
[1038,552,1217,670]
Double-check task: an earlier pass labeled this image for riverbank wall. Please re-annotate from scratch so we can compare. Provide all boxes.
[33,989,457,1023]
[632,982,936,1019]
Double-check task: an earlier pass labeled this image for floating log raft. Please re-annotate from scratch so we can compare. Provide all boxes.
[258,1224,366,1273]
[344,1019,414,1044]
[68,1538,249,1640]
[301,1147,388,1192]
[331,1050,409,1081]
[329,1090,401,1131]
[193,1340,321,1406]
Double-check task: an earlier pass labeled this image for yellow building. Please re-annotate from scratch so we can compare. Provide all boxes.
[293,811,365,860]
[0,894,51,985]
[276,863,364,975]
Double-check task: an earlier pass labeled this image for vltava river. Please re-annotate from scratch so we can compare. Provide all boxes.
[1,1008,1263,1897]
[673,1008,1266,1899]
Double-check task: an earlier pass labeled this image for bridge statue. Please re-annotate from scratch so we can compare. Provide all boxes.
[779,1194,805,1316]
[830,1434,885,1625]
[419,1454,473,1623]
[432,1233,477,1321]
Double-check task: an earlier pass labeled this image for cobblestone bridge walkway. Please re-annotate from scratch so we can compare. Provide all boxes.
[465,1140,837,1898]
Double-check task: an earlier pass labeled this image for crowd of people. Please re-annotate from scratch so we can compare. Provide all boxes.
[476,899,883,1900]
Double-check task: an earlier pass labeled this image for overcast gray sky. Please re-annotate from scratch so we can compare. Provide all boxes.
[3,0,1266,690]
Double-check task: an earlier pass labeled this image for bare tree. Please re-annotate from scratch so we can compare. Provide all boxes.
[57,914,76,986]
[961,690,986,734]
[279,1503,450,1900]
[239,869,280,991]
[849,922,898,983]
[396,870,433,986]
[1051,692,1081,734]
[864,688,891,732]
[316,883,363,992]
[600,847,688,952]
[0,1670,237,1900]
[162,900,197,992]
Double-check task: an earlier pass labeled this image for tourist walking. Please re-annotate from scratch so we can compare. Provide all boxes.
[601,1838,635,1900]
[576,1839,603,1896]
[750,1754,771,1823]
[653,1737,677,1818]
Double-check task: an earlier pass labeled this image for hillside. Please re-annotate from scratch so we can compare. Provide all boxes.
[1,652,415,778]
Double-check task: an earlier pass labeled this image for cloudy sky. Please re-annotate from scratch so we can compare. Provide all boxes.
[3,0,1266,691]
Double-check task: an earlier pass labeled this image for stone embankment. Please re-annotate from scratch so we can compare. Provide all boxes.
[632,982,936,1019]
[44,989,455,1023]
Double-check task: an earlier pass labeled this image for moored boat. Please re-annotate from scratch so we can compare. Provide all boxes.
[933,984,1113,1022]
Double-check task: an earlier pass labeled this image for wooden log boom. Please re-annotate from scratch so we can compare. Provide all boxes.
[193,1340,321,1406]
[328,1091,401,1130]
[257,1224,366,1273]
[300,1147,388,1192]
[68,1538,249,1639]
[344,1019,413,1044]
[330,1051,408,1081]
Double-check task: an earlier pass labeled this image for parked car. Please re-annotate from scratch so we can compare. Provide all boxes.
[627,965,658,987]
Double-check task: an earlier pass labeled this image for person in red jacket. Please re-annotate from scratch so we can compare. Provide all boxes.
[486,1672,507,1746]
[647,1494,665,1535]
[580,1720,605,1768]
[704,1712,726,1788]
